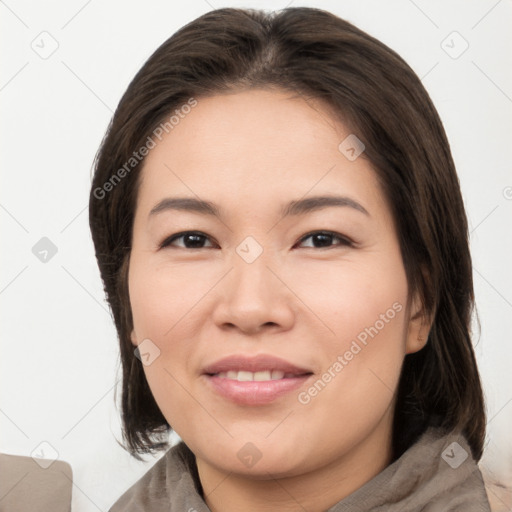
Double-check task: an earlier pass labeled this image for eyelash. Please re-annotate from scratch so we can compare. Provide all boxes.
[158,230,354,250]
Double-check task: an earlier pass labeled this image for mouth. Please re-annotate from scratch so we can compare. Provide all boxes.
[202,354,314,405]
[212,370,307,381]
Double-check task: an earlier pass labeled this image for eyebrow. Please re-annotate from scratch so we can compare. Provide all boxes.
[149,195,369,219]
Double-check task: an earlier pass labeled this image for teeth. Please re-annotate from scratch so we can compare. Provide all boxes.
[238,371,253,382]
[215,370,287,381]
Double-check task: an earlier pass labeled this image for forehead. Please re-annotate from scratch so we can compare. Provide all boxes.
[136,88,386,218]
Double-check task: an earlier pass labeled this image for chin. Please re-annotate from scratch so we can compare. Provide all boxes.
[225,455,303,480]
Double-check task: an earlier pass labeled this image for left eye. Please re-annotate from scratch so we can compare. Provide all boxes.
[295,231,353,249]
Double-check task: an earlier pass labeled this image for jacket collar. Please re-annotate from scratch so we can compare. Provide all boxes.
[110,426,490,511]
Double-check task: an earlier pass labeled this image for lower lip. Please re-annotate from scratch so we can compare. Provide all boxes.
[204,374,312,405]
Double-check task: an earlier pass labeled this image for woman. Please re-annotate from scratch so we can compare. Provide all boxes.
[89,7,491,511]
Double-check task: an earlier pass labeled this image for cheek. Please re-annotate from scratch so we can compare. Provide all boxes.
[129,255,220,339]
[127,255,222,430]
[294,252,408,345]
[293,255,408,414]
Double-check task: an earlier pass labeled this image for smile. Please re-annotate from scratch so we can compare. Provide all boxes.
[202,354,314,405]
[213,370,304,381]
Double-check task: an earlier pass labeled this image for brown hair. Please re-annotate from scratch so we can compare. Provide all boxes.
[89,7,486,461]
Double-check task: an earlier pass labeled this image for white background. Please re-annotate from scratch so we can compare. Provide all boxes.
[1,0,511,510]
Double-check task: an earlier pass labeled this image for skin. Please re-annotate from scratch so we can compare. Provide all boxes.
[128,88,429,512]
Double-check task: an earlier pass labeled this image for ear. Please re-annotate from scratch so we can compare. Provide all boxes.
[405,291,432,355]
[130,330,138,347]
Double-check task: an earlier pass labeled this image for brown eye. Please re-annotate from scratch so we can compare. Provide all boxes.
[296,231,353,249]
[160,231,216,249]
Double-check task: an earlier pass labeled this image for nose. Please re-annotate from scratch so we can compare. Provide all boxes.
[211,251,296,335]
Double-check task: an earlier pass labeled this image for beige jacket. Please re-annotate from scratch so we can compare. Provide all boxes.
[110,427,491,511]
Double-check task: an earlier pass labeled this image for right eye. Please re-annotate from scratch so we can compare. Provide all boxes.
[159,231,217,250]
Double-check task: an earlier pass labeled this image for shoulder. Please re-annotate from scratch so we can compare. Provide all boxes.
[331,427,492,511]
[395,427,492,510]
[481,469,512,511]
[109,442,202,512]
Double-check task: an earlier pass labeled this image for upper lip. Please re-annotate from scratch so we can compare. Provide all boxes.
[202,354,312,375]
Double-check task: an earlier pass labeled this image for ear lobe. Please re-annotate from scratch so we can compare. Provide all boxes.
[130,330,138,347]
[405,293,432,355]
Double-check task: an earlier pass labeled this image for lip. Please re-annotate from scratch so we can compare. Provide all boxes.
[202,354,312,375]
[202,354,313,406]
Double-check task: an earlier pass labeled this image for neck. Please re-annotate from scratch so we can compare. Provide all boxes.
[196,417,393,512]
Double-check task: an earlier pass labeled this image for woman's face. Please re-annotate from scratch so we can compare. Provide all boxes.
[128,88,425,481]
